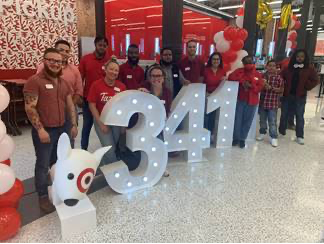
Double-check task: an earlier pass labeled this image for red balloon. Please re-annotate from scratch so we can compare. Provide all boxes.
[0,159,11,166]
[292,15,297,21]
[231,40,244,51]
[222,50,238,63]
[223,26,238,41]
[294,21,301,30]
[292,42,297,49]
[0,179,24,209]
[223,63,231,72]
[0,208,21,241]
[288,32,297,41]
[237,7,244,16]
[237,28,248,41]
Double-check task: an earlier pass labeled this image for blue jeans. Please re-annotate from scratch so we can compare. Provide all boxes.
[279,95,306,138]
[32,126,65,196]
[81,101,93,150]
[94,121,121,166]
[233,100,257,141]
[259,107,278,138]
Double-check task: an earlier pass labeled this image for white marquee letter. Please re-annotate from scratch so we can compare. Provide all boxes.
[100,91,168,194]
[206,80,239,148]
[163,84,210,162]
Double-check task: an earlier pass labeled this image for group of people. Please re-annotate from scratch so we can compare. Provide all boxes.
[22,36,319,213]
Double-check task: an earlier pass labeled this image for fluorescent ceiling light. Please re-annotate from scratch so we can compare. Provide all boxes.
[184,21,211,25]
[269,1,283,4]
[184,0,234,18]
[272,8,299,14]
[273,15,281,19]
[295,14,301,17]
[308,20,312,22]
[219,4,243,10]
[197,0,208,2]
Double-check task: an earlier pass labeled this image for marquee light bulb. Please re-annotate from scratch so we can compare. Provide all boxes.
[140,137,145,142]
[149,122,155,127]
[117,110,122,115]
[173,114,178,119]
[132,99,138,104]
[152,147,156,152]
[115,173,120,178]
[194,93,199,97]
[143,177,148,182]
[182,102,186,106]
[148,105,153,110]
[153,162,158,167]
[127,182,132,187]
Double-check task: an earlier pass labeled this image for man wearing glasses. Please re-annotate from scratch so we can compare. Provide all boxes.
[79,36,110,150]
[37,40,83,148]
[24,48,78,213]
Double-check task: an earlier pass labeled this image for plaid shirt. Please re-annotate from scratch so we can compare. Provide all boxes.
[260,73,284,110]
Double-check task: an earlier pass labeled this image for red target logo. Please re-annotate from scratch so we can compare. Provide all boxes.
[77,168,95,193]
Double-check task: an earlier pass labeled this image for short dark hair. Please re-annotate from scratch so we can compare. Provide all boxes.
[128,44,139,50]
[242,55,253,63]
[288,49,310,70]
[206,52,223,68]
[186,39,197,47]
[94,36,108,45]
[266,59,276,65]
[55,40,70,48]
[43,48,61,57]
[160,47,173,55]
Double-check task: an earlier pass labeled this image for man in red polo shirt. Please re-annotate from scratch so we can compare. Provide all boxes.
[79,36,110,150]
[179,39,205,84]
[119,44,145,90]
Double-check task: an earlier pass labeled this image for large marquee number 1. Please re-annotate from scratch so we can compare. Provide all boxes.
[100,91,168,194]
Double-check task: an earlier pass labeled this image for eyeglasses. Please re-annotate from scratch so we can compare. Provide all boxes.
[44,58,63,65]
[150,74,164,79]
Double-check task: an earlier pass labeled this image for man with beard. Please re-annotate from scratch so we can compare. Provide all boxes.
[179,39,205,85]
[159,47,189,98]
[24,48,78,213]
[79,36,110,150]
[37,40,83,148]
[119,44,145,90]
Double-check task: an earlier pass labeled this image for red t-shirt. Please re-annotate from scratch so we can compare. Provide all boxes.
[118,61,145,90]
[79,52,110,98]
[87,78,126,114]
[178,56,205,83]
[203,67,226,93]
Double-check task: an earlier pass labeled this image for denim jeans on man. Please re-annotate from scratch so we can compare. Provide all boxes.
[279,95,306,138]
[233,100,257,142]
[259,107,278,138]
[81,100,93,150]
[94,121,121,166]
[32,126,65,196]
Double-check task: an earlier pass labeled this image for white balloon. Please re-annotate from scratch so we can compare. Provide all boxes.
[286,40,292,49]
[230,59,244,72]
[0,135,15,161]
[0,120,6,142]
[237,49,249,60]
[213,31,224,43]
[290,19,296,29]
[216,39,230,53]
[0,84,10,113]
[236,16,244,28]
[0,164,15,195]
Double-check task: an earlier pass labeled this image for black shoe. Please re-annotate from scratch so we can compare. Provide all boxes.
[279,129,286,136]
[232,140,239,146]
[239,140,245,148]
[321,117,324,120]
[287,124,296,130]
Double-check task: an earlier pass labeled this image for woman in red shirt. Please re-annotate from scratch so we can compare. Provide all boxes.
[88,60,126,165]
[203,52,226,143]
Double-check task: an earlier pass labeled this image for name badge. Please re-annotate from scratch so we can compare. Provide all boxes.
[127,75,133,79]
[114,87,121,92]
[45,84,54,89]
[173,74,178,78]
[255,77,259,80]
[185,67,190,71]
[161,100,166,104]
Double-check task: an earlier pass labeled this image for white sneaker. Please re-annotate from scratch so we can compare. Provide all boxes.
[270,138,278,147]
[256,134,265,141]
[296,137,304,145]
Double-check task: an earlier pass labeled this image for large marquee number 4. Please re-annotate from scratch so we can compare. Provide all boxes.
[163,84,210,163]
[100,91,168,194]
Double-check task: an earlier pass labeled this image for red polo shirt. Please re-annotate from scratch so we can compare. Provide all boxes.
[119,61,145,90]
[87,78,126,115]
[178,56,205,83]
[79,52,110,98]
[228,68,264,106]
[203,67,226,93]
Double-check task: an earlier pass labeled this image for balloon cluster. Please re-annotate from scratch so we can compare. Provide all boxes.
[214,26,249,74]
[0,84,24,241]
[235,1,245,28]
[256,0,273,29]
[286,15,301,50]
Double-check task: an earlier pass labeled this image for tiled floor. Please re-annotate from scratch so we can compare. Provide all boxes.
[7,89,324,242]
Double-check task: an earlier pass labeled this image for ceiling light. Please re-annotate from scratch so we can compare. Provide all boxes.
[269,1,283,4]
[219,4,243,10]
[184,0,234,18]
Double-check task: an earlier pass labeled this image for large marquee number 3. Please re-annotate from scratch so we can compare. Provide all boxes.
[100,91,168,194]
